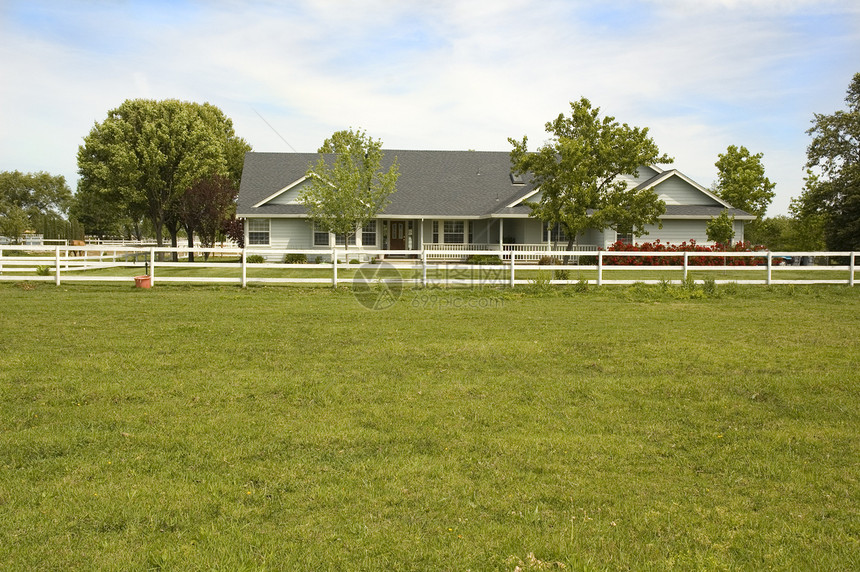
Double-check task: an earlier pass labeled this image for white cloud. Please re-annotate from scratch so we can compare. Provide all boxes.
[1,0,858,215]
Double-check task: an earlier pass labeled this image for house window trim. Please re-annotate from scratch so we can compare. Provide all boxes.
[361,220,377,248]
[248,218,270,246]
[542,222,568,244]
[615,226,634,245]
[443,220,465,244]
[313,221,330,247]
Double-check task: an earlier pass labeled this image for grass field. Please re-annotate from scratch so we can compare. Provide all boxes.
[1,281,858,570]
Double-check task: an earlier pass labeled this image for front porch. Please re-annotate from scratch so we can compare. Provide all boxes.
[378,217,607,259]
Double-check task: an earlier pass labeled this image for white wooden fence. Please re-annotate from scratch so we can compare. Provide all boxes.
[0,245,856,288]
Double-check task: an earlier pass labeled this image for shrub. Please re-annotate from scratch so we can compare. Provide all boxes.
[681,274,697,291]
[284,253,307,264]
[537,255,559,266]
[36,265,51,276]
[314,256,323,264]
[349,259,360,264]
[573,278,589,292]
[528,271,552,290]
[246,254,265,264]
[553,269,569,280]
[604,240,767,266]
[465,254,503,265]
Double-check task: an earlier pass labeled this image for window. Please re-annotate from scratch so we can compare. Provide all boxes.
[334,231,356,246]
[616,227,633,245]
[362,221,377,246]
[432,221,439,243]
[443,220,465,244]
[248,218,270,245]
[543,222,568,243]
[313,222,329,246]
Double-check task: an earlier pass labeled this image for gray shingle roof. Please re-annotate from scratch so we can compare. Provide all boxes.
[237,150,535,218]
[237,151,753,220]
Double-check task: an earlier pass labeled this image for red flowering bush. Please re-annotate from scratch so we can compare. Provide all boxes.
[603,240,767,266]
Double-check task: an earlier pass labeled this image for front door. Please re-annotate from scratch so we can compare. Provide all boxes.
[390,221,406,250]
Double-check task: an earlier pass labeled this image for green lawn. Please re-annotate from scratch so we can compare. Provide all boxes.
[1,282,858,570]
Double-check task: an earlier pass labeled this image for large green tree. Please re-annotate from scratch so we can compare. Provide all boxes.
[0,170,72,217]
[797,73,860,250]
[509,98,673,250]
[299,129,399,248]
[177,174,238,261]
[77,99,247,248]
[0,171,73,243]
[713,145,775,221]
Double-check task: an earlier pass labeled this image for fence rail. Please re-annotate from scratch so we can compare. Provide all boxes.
[0,245,856,288]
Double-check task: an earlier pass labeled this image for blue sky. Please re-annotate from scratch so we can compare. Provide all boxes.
[1,0,858,215]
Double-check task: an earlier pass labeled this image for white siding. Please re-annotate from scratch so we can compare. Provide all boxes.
[619,165,661,188]
[269,179,312,205]
[654,178,722,206]
[270,219,314,249]
[640,220,711,245]
[733,220,745,243]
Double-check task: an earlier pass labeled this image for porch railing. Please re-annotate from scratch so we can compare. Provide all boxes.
[422,243,598,260]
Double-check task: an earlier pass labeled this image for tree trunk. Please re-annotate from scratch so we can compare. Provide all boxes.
[563,236,575,265]
[185,226,195,263]
[153,216,165,262]
[165,219,180,262]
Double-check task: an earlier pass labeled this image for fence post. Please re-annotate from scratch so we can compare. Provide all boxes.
[421,249,427,288]
[597,251,603,286]
[850,252,856,287]
[241,248,247,288]
[509,251,515,287]
[55,246,61,286]
[332,247,337,287]
[149,247,156,287]
[766,251,772,285]
[683,251,689,282]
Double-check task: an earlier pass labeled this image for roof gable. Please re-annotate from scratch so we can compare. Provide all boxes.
[252,176,311,207]
[636,170,728,207]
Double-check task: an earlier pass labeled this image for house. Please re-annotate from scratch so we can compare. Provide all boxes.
[236,150,753,257]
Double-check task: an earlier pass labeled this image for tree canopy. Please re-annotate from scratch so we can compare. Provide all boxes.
[77,99,250,246]
[713,145,775,221]
[299,129,399,246]
[509,98,673,249]
[705,210,736,246]
[796,73,860,250]
[0,171,73,242]
[0,171,72,218]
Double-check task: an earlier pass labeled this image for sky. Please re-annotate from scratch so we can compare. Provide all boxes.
[1,0,858,216]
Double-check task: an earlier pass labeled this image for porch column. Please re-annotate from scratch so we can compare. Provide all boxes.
[499,219,504,249]
[419,218,424,250]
